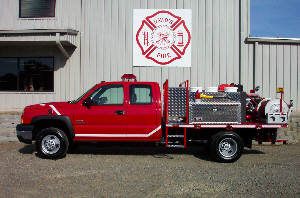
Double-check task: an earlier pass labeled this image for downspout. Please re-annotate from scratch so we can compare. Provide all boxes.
[253,42,258,89]
[56,32,69,101]
[56,32,70,59]
[239,0,242,84]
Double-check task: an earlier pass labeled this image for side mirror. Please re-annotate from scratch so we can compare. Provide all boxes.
[82,96,93,106]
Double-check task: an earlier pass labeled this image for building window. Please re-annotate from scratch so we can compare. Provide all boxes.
[19,0,56,18]
[0,58,54,92]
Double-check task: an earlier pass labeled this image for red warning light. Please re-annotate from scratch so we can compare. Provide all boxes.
[121,74,137,82]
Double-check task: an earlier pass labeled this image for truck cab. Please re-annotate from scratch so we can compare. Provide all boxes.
[72,75,162,142]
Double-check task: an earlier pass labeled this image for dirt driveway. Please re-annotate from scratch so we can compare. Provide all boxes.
[1,141,299,197]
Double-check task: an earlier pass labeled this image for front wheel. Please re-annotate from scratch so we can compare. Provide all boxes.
[35,127,69,159]
[209,131,244,163]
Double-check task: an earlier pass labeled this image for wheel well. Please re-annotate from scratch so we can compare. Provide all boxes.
[186,128,253,148]
[235,129,253,149]
[32,119,71,141]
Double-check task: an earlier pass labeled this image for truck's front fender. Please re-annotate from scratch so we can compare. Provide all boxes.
[31,115,75,140]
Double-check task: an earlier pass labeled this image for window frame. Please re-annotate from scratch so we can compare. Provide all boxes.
[89,84,124,106]
[0,57,55,92]
[19,0,56,19]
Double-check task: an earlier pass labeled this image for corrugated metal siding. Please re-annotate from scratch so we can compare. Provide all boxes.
[0,0,81,108]
[0,0,81,30]
[80,0,243,88]
[1,0,299,110]
[240,0,252,93]
[247,43,300,110]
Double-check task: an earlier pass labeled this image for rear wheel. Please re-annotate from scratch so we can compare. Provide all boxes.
[209,131,244,163]
[35,127,69,159]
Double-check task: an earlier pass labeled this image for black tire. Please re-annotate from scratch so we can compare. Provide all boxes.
[203,143,210,153]
[35,127,69,159]
[209,131,244,163]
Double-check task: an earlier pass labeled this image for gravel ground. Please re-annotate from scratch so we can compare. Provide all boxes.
[0,141,299,198]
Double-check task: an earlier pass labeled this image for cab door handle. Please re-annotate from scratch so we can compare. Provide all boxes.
[115,110,125,115]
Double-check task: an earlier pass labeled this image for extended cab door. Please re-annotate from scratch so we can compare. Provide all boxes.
[126,83,160,141]
[73,84,127,141]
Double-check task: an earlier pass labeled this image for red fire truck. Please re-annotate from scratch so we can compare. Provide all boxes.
[16,74,292,162]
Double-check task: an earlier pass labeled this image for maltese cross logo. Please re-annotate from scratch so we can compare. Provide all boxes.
[136,10,191,65]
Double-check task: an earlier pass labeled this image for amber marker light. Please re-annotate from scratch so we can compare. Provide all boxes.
[21,110,24,124]
[277,87,284,93]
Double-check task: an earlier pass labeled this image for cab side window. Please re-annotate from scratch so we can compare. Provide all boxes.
[90,85,123,105]
[129,84,153,105]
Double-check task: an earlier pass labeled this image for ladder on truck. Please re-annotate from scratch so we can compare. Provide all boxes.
[163,79,189,148]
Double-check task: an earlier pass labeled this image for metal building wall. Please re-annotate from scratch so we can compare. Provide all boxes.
[247,42,300,110]
[0,0,81,30]
[80,0,247,89]
[0,0,81,108]
[5,0,299,111]
[0,0,254,108]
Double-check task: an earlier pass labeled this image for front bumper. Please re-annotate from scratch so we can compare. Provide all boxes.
[16,124,33,144]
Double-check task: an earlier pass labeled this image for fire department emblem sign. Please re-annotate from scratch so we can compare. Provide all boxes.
[133,10,191,67]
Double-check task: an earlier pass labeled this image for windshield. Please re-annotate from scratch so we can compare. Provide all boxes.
[70,84,97,104]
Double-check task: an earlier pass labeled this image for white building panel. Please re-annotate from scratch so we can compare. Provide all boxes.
[246,41,300,110]
[0,0,299,111]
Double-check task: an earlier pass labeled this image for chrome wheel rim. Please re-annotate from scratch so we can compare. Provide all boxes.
[41,135,61,154]
[218,138,237,158]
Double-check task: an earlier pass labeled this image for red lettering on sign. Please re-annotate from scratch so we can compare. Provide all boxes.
[157,53,171,58]
[143,31,149,46]
[153,18,174,25]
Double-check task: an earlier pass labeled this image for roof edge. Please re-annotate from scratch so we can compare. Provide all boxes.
[246,37,300,44]
[0,28,78,35]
